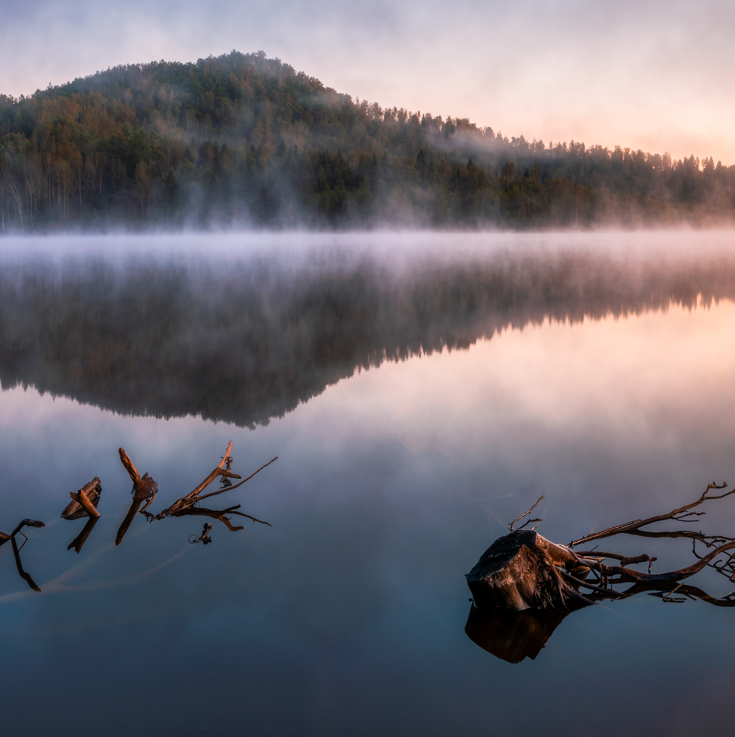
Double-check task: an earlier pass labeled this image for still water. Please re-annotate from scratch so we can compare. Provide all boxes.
[2,231,735,736]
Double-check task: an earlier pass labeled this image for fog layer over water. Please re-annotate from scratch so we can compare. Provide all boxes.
[1,232,735,736]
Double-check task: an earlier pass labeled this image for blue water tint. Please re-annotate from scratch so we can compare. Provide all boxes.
[1,233,735,735]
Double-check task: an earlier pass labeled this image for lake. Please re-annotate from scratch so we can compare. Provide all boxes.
[2,230,735,736]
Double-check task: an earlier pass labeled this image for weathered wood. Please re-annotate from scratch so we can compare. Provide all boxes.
[468,483,735,617]
[69,489,100,519]
[119,448,141,483]
[10,519,45,537]
[61,477,101,520]
[569,481,735,547]
[173,503,271,530]
[153,441,275,520]
[115,450,159,545]
[1,519,45,546]
[466,530,592,612]
[115,500,142,546]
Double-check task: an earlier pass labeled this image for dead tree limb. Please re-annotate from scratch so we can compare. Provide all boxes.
[509,495,544,531]
[69,488,100,519]
[195,457,278,503]
[151,442,276,521]
[468,482,735,614]
[1,519,45,548]
[10,519,45,538]
[115,449,159,545]
[569,482,734,547]
[61,478,101,520]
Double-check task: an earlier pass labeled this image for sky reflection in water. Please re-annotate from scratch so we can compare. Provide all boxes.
[1,233,735,735]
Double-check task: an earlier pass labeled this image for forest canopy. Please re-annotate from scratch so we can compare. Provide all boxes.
[1,50,733,232]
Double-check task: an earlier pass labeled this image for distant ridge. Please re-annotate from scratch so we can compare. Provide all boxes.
[1,50,733,232]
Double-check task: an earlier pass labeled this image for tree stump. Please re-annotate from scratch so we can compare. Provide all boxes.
[466,530,591,612]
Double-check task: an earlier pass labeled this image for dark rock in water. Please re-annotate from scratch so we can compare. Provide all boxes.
[466,529,590,613]
[464,604,568,663]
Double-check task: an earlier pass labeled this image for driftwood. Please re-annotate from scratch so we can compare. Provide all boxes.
[144,442,276,536]
[0,519,45,592]
[116,442,275,544]
[0,519,45,548]
[61,478,102,520]
[468,483,735,614]
[466,483,735,660]
[115,449,159,545]
[149,442,276,521]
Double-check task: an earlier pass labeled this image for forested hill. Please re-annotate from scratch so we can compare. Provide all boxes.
[1,50,734,232]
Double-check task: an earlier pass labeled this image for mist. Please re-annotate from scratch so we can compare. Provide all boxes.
[3,230,735,429]
[2,51,735,235]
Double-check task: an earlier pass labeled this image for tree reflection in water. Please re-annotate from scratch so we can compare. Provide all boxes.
[3,247,735,430]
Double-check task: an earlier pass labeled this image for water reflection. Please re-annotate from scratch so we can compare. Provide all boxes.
[4,237,735,734]
[0,519,44,591]
[3,246,735,428]
[115,440,275,546]
[115,448,160,545]
[465,606,567,664]
[0,441,275,590]
[466,483,735,662]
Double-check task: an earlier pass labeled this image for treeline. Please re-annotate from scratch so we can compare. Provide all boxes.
[1,50,734,232]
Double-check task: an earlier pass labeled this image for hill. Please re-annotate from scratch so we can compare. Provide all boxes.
[1,50,734,231]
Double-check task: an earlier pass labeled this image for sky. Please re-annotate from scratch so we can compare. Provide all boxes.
[1,0,734,164]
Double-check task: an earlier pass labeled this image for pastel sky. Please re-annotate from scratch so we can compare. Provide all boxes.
[2,0,734,164]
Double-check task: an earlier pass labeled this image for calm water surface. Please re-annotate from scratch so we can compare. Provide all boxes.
[2,232,735,736]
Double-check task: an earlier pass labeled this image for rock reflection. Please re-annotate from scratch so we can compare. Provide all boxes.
[466,484,735,663]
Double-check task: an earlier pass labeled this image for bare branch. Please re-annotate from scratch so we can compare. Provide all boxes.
[509,495,544,532]
[570,482,733,547]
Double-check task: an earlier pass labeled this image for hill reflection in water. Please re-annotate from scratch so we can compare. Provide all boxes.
[2,243,735,425]
[3,236,735,736]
